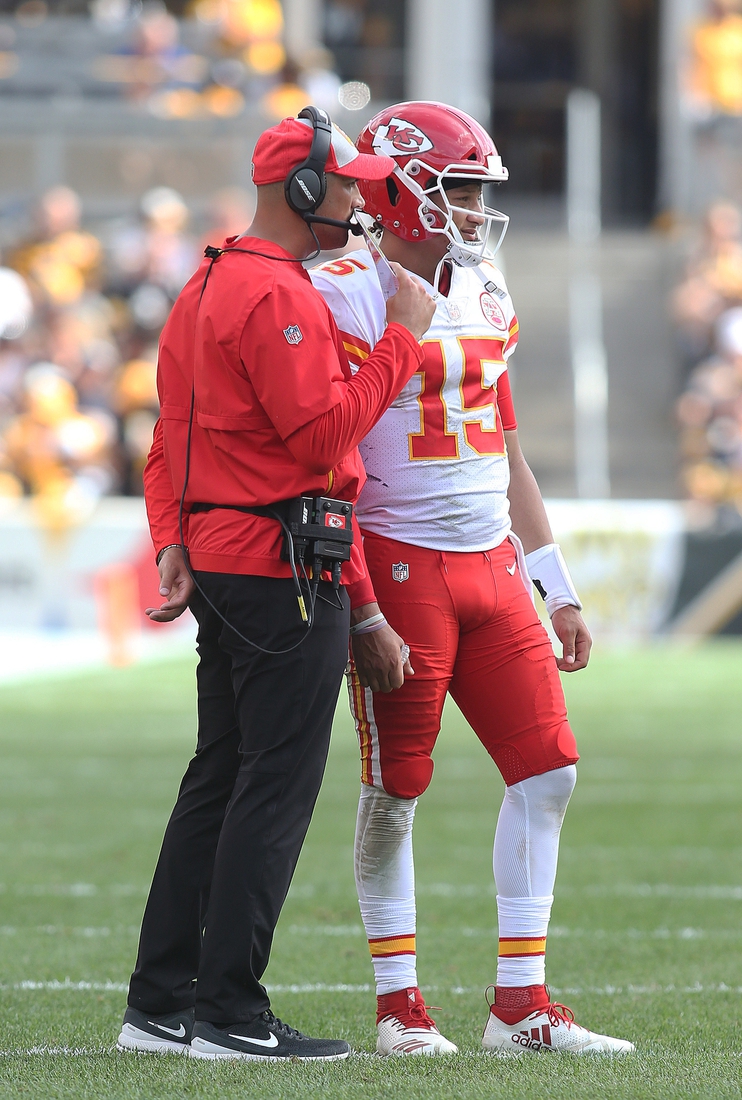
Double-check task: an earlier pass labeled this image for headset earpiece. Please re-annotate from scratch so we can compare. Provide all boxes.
[284,106,333,218]
[286,167,323,213]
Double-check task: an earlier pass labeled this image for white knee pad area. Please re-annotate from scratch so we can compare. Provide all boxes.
[493,764,577,898]
[354,785,419,995]
[354,785,417,928]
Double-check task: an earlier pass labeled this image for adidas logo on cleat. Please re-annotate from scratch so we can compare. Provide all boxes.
[481,989,635,1056]
[511,1024,552,1051]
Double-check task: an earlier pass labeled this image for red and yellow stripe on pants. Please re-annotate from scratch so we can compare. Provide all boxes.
[348,665,381,788]
[369,934,416,958]
[498,936,547,959]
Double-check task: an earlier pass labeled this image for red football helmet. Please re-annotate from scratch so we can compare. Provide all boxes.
[356,101,509,267]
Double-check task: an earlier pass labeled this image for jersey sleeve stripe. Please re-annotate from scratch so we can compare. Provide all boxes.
[503,316,519,355]
[340,329,371,365]
[496,368,518,431]
[343,342,370,367]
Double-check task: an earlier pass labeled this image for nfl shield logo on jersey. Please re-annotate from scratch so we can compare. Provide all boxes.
[392,561,409,583]
[283,324,303,345]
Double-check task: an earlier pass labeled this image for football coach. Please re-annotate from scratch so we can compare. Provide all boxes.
[116,107,434,1062]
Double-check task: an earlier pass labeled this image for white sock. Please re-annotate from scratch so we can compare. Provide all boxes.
[493,765,577,987]
[354,784,418,996]
[495,895,553,986]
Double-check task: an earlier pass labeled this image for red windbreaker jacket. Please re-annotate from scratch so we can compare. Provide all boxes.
[143,236,424,606]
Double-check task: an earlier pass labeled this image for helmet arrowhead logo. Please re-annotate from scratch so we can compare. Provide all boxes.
[373,117,433,157]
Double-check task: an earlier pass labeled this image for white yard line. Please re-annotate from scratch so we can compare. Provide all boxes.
[3,882,741,899]
[4,981,742,996]
[0,1047,110,1057]
[8,981,129,992]
[0,884,148,896]
[1,924,738,940]
[417,883,742,899]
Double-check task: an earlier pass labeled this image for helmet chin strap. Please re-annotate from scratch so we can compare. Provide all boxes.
[446,240,484,268]
[431,241,502,296]
[432,256,449,296]
[430,243,482,295]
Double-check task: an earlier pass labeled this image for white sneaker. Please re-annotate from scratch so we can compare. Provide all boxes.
[482,995,634,1056]
[376,987,457,1056]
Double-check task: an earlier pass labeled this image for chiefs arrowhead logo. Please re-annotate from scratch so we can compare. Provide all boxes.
[480,293,507,330]
[372,117,434,157]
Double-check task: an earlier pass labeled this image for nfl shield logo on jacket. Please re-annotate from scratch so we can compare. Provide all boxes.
[283,324,303,345]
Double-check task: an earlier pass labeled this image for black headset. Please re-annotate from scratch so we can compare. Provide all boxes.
[284,105,333,217]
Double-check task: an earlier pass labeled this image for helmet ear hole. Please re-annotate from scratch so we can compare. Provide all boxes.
[385,176,401,207]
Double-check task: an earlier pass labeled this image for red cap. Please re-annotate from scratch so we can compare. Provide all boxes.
[252,116,396,185]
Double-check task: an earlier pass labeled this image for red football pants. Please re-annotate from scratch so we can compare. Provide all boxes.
[349,532,579,798]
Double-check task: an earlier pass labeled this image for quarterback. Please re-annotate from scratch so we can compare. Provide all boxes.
[310,101,634,1057]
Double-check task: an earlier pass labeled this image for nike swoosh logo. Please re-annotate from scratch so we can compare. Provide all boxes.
[506,563,517,575]
[151,1022,186,1038]
[229,1032,279,1048]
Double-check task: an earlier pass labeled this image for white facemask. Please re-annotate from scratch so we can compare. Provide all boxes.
[394,160,510,269]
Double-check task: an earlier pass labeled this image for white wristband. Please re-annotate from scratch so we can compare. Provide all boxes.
[349,612,386,636]
[525,543,582,618]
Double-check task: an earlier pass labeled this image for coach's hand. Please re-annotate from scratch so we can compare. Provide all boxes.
[385,264,436,341]
[351,603,414,692]
[551,605,592,672]
[146,546,195,622]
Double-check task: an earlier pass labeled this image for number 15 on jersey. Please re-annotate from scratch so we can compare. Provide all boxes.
[409,336,508,461]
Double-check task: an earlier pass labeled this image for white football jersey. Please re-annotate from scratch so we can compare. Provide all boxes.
[310,250,520,552]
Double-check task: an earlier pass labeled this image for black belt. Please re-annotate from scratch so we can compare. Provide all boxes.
[189,500,293,522]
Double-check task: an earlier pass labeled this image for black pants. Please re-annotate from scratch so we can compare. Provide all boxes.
[127,572,349,1024]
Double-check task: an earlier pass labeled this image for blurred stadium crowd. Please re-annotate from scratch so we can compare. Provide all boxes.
[1,0,742,522]
[0,0,383,116]
[0,182,253,521]
[0,0,394,527]
[674,201,742,516]
[670,0,742,519]
[4,184,742,523]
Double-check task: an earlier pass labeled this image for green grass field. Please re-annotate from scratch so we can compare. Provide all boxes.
[1,643,742,1098]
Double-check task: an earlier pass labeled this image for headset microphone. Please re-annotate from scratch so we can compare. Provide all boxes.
[304,213,364,235]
